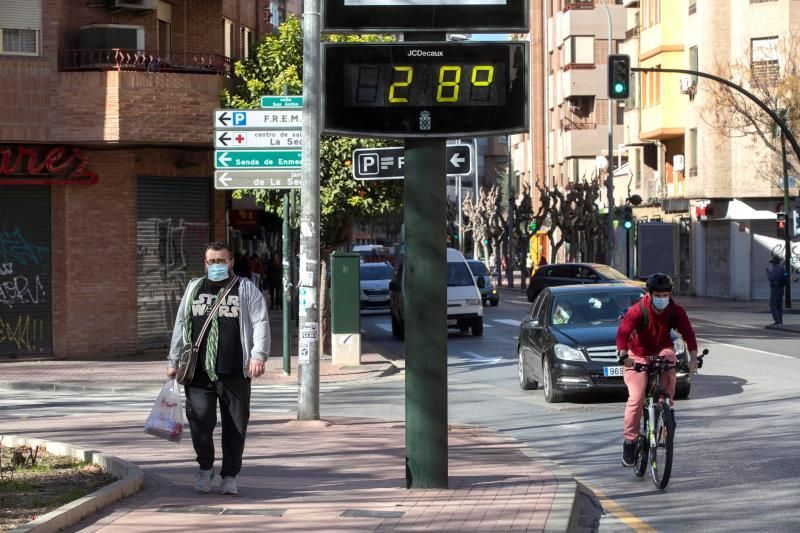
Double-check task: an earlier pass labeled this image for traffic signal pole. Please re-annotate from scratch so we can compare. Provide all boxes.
[781,131,792,307]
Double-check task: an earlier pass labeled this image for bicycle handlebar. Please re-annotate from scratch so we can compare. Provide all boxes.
[627,348,710,373]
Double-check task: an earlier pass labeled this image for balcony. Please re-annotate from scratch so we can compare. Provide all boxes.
[59,49,232,77]
[563,0,594,12]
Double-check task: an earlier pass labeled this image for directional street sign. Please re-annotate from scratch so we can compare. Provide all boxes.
[351,144,473,180]
[261,96,303,108]
[214,170,301,190]
[215,150,301,170]
[215,110,302,129]
[216,130,303,149]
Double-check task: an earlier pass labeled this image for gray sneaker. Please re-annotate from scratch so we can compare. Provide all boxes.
[220,476,238,495]
[194,468,214,493]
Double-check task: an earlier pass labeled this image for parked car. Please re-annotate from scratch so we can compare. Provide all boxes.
[390,248,484,338]
[517,284,692,403]
[526,262,643,302]
[466,259,499,306]
[359,262,394,311]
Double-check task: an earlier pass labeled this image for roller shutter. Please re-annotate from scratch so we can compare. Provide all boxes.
[704,221,730,298]
[0,186,52,356]
[137,177,210,349]
[750,221,776,300]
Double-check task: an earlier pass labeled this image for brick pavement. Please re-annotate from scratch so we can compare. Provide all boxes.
[0,308,579,532]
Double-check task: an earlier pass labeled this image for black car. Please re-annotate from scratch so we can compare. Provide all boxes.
[517,284,692,403]
[526,262,643,302]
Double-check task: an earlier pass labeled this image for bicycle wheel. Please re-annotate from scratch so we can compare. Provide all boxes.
[633,408,649,477]
[650,402,674,489]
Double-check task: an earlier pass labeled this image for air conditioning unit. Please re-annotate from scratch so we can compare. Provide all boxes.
[108,0,156,10]
[78,24,145,50]
[679,76,694,94]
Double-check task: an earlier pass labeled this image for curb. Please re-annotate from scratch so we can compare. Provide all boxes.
[0,382,162,393]
[2,435,143,533]
[765,324,800,334]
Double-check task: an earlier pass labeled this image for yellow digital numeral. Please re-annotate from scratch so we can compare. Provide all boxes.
[437,66,461,102]
[389,66,413,103]
[471,65,494,87]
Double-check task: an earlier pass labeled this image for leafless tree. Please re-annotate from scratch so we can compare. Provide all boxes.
[703,35,800,188]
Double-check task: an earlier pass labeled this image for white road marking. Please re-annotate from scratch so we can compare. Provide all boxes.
[698,337,796,360]
[492,319,521,327]
[461,351,502,364]
[373,322,392,333]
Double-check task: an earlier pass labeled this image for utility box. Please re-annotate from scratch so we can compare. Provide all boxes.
[331,252,361,366]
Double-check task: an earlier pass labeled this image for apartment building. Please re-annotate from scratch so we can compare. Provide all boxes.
[0,0,289,357]
[511,0,626,262]
[622,0,799,301]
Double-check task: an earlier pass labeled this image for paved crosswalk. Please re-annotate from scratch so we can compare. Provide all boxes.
[0,384,341,420]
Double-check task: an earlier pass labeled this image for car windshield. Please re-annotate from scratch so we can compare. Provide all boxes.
[360,264,393,281]
[467,261,490,277]
[592,264,630,281]
[448,262,476,287]
[551,290,644,326]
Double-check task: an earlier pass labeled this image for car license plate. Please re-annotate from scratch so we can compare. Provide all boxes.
[603,366,624,377]
[447,319,457,326]
[368,295,387,302]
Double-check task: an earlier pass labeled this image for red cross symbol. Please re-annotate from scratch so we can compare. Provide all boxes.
[235,134,245,144]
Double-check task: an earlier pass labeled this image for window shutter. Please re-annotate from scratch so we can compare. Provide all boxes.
[0,0,42,30]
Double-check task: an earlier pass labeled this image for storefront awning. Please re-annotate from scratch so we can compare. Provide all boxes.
[721,199,776,220]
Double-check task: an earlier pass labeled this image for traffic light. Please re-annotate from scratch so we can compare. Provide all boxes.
[777,212,787,239]
[608,54,631,100]
[622,206,633,231]
[529,220,538,232]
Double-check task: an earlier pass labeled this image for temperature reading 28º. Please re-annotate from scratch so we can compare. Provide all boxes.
[347,63,505,107]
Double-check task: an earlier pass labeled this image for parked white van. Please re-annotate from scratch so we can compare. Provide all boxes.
[389,247,484,337]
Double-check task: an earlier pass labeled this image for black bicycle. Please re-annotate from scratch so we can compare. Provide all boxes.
[632,348,709,489]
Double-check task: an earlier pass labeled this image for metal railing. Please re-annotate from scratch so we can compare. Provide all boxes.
[561,115,597,131]
[59,49,232,77]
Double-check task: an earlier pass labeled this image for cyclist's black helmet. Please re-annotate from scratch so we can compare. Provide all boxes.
[646,273,673,293]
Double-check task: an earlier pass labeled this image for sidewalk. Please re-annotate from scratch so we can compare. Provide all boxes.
[0,311,580,532]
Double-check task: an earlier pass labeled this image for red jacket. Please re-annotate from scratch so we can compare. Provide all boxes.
[616,293,698,358]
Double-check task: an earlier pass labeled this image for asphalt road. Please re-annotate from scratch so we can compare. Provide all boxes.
[353,290,800,532]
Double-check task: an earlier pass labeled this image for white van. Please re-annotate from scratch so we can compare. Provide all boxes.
[389,247,484,337]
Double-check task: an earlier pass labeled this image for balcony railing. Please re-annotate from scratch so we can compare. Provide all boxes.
[59,49,232,77]
[561,116,597,131]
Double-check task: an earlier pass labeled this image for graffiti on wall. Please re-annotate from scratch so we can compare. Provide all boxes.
[0,228,50,353]
[137,218,209,346]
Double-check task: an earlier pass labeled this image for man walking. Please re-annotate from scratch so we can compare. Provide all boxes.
[767,255,787,326]
[167,240,270,495]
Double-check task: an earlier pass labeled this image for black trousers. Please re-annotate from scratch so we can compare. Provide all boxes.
[184,372,251,478]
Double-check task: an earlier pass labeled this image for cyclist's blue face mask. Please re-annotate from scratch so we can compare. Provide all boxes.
[652,296,670,310]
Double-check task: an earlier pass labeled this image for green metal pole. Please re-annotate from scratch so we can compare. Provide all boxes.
[282,194,291,375]
[781,132,792,308]
[404,31,448,489]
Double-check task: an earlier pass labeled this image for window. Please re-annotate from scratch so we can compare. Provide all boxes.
[616,101,625,125]
[626,70,638,108]
[641,0,661,29]
[157,1,171,59]
[689,46,698,83]
[643,66,661,107]
[549,265,576,278]
[689,128,698,176]
[751,37,779,83]
[0,0,41,56]
[563,36,594,66]
[223,18,234,59]
[238,26,255,58]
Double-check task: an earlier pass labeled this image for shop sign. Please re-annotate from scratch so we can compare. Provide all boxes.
[0,145,98,185]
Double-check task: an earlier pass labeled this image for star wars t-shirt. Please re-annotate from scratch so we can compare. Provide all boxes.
[190,278,244,377]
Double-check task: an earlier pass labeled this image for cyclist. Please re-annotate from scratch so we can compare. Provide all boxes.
[616,273,699,467]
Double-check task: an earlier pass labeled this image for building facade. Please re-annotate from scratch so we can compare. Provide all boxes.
[621,0,800,300]
[0,0,287,357]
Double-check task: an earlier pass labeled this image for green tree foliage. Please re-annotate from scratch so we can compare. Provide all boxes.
[221,17,402,255]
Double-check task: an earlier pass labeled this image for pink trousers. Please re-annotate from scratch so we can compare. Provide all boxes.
[622,359,676,442]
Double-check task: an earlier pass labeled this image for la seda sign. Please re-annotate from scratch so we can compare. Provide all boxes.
[0,145,98,185]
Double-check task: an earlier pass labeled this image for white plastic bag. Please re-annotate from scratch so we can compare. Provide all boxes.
[144,379,185,443]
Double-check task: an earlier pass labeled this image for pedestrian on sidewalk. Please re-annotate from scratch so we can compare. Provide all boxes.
[166,240,270,496]
[767,255,788,326]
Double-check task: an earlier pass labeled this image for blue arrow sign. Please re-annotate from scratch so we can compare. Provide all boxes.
[215,150,302,170]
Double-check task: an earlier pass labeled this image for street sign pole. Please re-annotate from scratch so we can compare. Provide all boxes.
[404,31,448,490]
[298,0,321,421]
[283,194,291,375]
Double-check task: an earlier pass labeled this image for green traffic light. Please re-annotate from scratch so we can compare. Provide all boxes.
[614,82,625,94]
[623,220,633,230]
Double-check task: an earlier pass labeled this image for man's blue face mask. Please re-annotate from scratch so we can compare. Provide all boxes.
[207,263,230,282]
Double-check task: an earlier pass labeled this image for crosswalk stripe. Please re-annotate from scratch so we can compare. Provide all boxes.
[492,318,521,327]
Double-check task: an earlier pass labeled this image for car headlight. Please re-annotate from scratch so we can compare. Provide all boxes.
[466,299,481,306]
[491,289,497,294]
[553,344,587,362]
[673,337,686,355]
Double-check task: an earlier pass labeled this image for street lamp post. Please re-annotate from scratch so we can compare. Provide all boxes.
[601,0,615,267]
